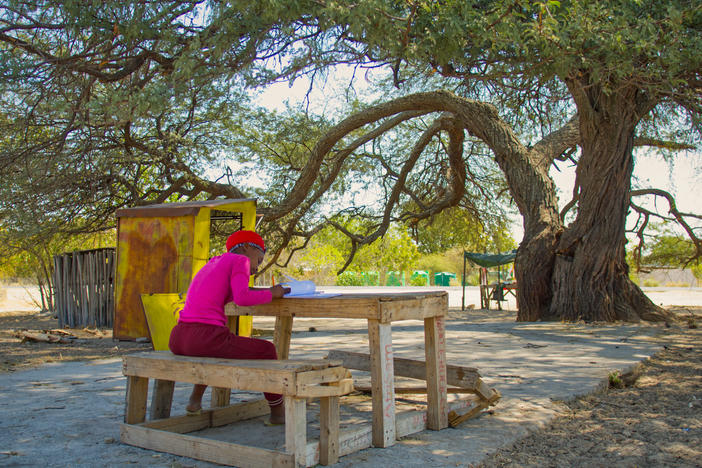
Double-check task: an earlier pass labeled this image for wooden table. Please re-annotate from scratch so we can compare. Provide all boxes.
[225,291,449,448]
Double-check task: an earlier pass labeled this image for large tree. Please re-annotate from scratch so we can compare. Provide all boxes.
[253,0,702,322]
[2,1,700,322]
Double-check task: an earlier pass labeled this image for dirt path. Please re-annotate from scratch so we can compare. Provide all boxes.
[477,319,701,468]
[1,306,700,467]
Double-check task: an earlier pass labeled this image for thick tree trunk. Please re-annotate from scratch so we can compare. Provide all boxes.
[514,220,560,321]
[486,143,562,322]
[546,85,671,322]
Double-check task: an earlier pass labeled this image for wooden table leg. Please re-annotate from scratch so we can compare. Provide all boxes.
[424,315,448,430]
[274,316,293,360]
[367,319,396,447]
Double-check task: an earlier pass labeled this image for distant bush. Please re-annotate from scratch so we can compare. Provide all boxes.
[409,275,428,286]
[335,271,364,286]
[463,272,480,286]
[642,279,660,287]
[665,282,690,288]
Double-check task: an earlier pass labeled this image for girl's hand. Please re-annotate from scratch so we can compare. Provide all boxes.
[270,284,291,298]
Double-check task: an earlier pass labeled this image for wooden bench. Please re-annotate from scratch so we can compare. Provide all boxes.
[120,351,353,468]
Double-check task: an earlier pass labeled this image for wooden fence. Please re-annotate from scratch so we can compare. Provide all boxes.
[53,248,115,328]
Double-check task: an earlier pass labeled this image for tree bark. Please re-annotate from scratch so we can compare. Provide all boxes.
[496,151,562,322]
[546,83,671,322]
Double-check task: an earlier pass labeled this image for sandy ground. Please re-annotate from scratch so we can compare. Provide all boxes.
[0,285,701,467]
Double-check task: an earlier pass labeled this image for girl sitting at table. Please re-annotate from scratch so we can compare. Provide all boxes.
[169,229,290,424]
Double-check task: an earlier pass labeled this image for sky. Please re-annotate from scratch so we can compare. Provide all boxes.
[248,75,701,244]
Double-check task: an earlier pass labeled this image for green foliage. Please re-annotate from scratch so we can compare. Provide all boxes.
[640,235,697,268]
[335,271,364,286]
[408,273,429,287]
[608,371,624,389]
[0,226,114,310]
[692,263,702,282]
[2,0,699,325]
[463,271,481,286]
[410,206,516,254]
[285,219,420,283]
[415,248,462,276]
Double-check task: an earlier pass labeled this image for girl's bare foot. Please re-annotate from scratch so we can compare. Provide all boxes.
[187,384,207,414]
[186,401,202,414]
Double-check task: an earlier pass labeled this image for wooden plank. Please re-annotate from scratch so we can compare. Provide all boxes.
[327,350,482,389]
[448,400,489,428]
[120,424,295,468]
[274,316,293,360]
[330,398,477,460]
[367,319,395,448]
[125,375,148,424]
[142,399,270,433]
[284,396,307,468]
[107,249,115,328]
[378,293,448,322]
[210,398,270,427]
[424,315,448,430]
[226,292,447,321]
[227,296,381,320]
[143,411,210,434]
[125,352,334,372]
[124,356,294,393]
[52,255,63,327]
[122,353,334,395]
[296,378,354,398]
[212,387,231,407]
[212,386,231,407]
[150,379,175,420]
[319,396,339,466]
[354,385,478,394]
[294,366,348,386]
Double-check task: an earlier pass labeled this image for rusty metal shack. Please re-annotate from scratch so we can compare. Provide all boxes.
[113,199,258,341]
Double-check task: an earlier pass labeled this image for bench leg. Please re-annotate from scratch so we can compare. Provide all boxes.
[125,376,148,424]
[319,395,339,465]
[285,396,307,468]
[211,387,231,407]
[368,319,396,447]
[150,379,175,420]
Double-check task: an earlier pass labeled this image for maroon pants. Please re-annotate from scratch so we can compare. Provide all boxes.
[169,321,282,406]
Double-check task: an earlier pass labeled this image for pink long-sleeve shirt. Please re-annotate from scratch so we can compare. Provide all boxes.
[177,252,272,327]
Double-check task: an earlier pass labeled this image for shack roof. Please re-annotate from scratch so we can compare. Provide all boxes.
[464,250,517,268]
[115,198,257,218]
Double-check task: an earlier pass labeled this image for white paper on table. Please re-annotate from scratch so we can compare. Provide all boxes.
[280,279,316,296]
[280,275,343,298]
[283,292,342,299]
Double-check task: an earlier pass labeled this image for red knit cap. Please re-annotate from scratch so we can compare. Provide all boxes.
[226,230,265,253]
